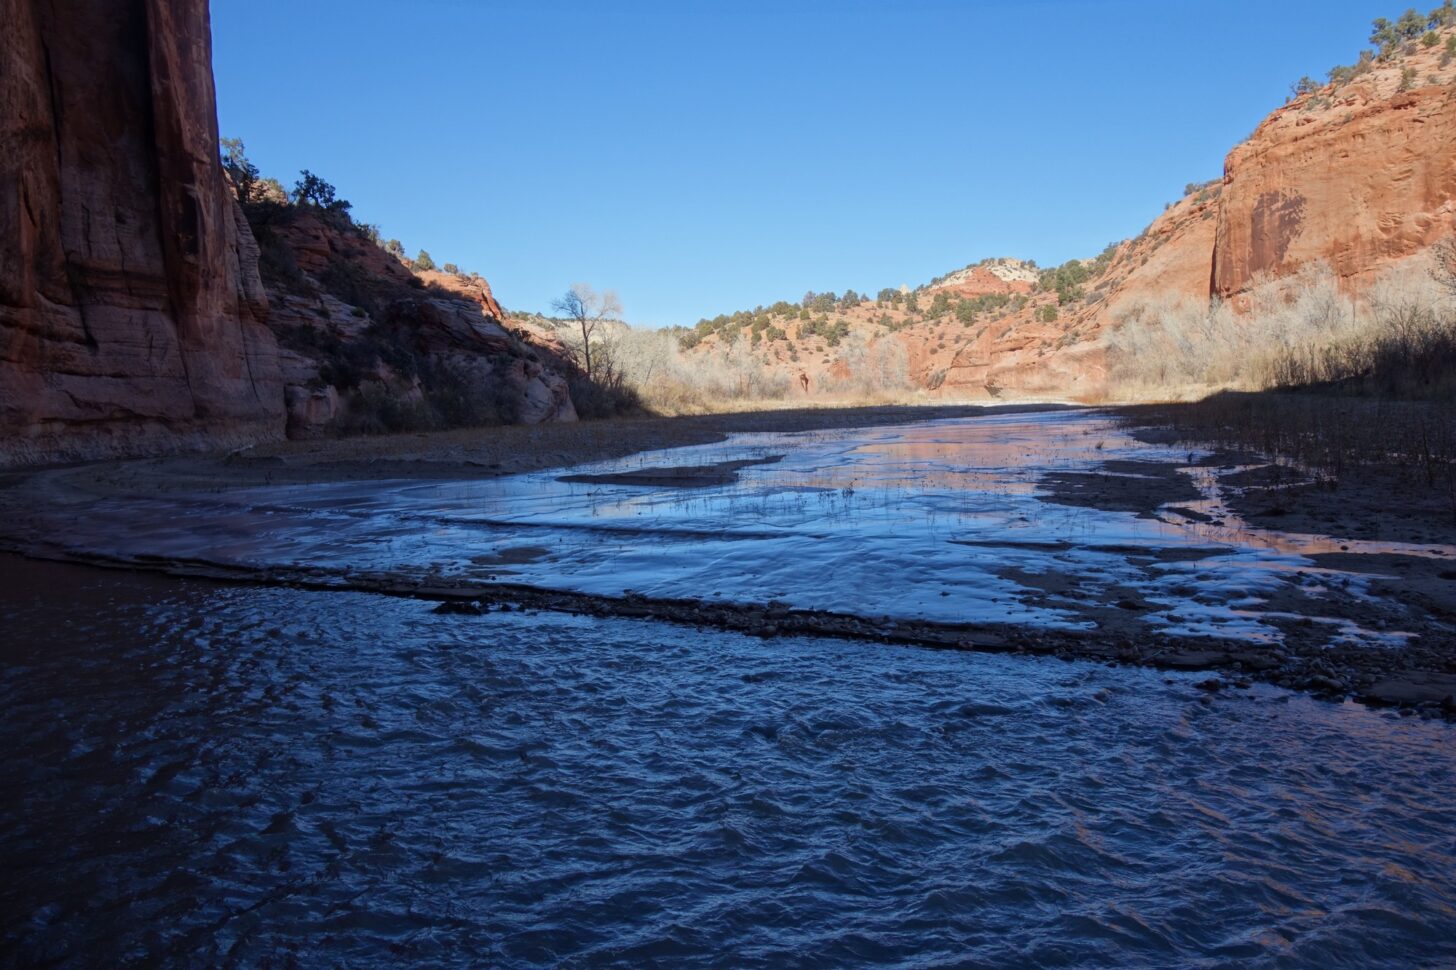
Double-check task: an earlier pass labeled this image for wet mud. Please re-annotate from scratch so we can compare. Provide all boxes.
[559,455,784,488]
[1038,459,1207,516]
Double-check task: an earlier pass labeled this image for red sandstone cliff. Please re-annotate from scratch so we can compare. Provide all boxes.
[0,0,577,464]
[698,25,1456,403]
[0,0,285,464]
[246,205,577,435]
[944,29,1456,400]
[1212,52,1456,296]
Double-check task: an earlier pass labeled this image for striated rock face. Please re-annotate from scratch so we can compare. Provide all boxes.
[0,0,285,465]
[1212,50,1456,297]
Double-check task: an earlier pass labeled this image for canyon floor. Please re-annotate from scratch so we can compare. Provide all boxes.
[5,405,1456,964]
[3,405,1454,715]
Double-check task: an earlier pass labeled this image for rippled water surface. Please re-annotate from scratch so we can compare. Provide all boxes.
[3,559,1455,967]
[8,411,1455,649]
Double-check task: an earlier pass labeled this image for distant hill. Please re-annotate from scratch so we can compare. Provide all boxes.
[681,5,1456,402]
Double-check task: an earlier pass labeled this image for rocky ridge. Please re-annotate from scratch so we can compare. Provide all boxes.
[248,203,577,436]
[684,21,1456,402]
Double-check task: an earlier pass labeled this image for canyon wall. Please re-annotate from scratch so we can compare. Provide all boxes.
[0,0,578,466]
[1212,61,1456,297]
[944,39,1456,400]
[683,42,1456,405]
[0,0,285,465]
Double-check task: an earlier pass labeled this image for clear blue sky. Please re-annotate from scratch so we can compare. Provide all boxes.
[213,0,1386,326]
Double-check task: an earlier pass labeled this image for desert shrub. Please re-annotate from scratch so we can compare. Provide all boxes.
[1330,49,1377,85]
[801,317,850,347]
[818,334,910,398]
[1037,304,1059,323]
[1290,76,1321,98]
[1263,286,1456,398]
[421,360,522,427]
[443,262,461,275]
[568,371,642,419]
[220,137,258,202]
[1039,260,1091,304]
[331,359,523,435]
[334,383,434,435]
[249,216,310,293]
[318,255,384,318]
[292,171,353,230]
[1399,7,1430,37]
[955,293,1011,324]
[413,250,437,272]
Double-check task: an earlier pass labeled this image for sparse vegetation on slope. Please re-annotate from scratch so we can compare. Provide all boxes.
[220,142,638,432]
[1308,2,1455,98]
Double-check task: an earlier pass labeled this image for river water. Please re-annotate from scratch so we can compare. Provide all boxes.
[3,413,1456,966]
[7,411,1454,646]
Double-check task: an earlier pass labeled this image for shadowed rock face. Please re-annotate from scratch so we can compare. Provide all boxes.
[256,213,578,436]
[0,0,285,465]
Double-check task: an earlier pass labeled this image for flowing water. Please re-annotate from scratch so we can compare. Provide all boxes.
[4,410,1456,966]
[2,559,1455,967]
[6,411,1455,647]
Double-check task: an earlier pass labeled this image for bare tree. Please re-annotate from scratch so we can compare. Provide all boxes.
[551,283,622,379]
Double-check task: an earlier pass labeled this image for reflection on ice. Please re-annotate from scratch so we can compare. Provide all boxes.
[6,410,1453,649]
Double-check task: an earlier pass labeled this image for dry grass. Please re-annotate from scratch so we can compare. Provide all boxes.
[1115,246,1456,518]
[1127,392,1456,492]
[1106,257,1456,400]
[547,320,918,416]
